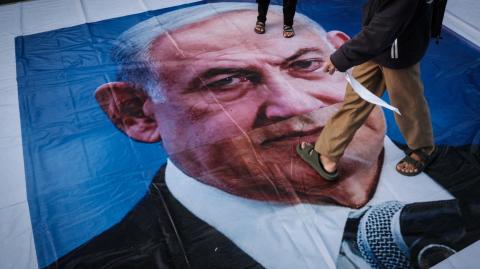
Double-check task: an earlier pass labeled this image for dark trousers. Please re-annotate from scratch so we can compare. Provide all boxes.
[257,0,298,26]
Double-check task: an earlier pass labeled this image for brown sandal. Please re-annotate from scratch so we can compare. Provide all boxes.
[254,21,265,34]
[283,25,295,38]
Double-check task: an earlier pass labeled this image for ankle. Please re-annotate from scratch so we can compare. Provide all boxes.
[425,146,435,155]
[320,155,336,166]
[412,146,435,155]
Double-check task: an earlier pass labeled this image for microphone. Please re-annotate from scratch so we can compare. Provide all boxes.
[349,199,480,269]
[356,201,411,269]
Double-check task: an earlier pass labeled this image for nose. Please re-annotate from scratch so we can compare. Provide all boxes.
[262,70,325,120]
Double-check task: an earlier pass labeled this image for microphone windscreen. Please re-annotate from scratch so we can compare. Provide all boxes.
[357,201,411,269]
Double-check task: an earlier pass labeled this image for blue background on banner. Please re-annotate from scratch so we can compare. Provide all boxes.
[15,0,480,267]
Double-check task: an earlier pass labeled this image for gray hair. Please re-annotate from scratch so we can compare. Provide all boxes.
[112,2,328,102]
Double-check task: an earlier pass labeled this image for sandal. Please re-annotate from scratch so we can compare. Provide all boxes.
[296,143,339,181]
[283,25,295,38]
[396,147,437,176]
[254,21,266,34]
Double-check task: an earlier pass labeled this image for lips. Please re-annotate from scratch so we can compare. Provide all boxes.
[260,127,325,146]
[247,104,341,145]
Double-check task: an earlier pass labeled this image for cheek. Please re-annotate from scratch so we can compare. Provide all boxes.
[157,109,256,154]
[325,76,347,96]
[157,90,264,152]
[304,79,346,104]
[201,91,265,134]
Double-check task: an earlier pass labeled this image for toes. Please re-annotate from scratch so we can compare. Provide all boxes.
[397,162,418,174]
[300,141,312,149]
[401,164,417,174]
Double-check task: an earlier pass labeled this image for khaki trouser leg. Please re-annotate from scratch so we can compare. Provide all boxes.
[383,64,434,151]
[315,61,386,162]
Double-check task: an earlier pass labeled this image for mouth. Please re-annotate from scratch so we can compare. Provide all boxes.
[247,104,340,146]
[260,127,324,145]
[246,104,382,148]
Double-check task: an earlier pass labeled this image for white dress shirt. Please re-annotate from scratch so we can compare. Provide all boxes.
[165,137,453,269]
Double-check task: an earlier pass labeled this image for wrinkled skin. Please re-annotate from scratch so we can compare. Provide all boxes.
[97,11,386,208]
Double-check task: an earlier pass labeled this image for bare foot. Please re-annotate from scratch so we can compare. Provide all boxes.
[320,155,337,173]
[283,25,295,38]
[254,21,265,34]
[396,152,419,174]
[396,147,435,175]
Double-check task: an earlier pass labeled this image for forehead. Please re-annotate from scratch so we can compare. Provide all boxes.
[149,10,331,62]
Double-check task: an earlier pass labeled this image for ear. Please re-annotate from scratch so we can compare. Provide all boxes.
[326,30,350,49]
[95,82,162,143]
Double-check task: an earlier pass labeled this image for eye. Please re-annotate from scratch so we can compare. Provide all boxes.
[205,75,244,89]
[203,72,260,91]
[288,58,323,72]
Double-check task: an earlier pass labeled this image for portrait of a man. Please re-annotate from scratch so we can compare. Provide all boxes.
[11,1,480,269]
[96,3,387,208]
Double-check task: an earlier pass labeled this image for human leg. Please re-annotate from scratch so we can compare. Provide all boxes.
[255,0,270,34]
[298,61,386,178]
[283,0,297,37]
[383,64,435,176]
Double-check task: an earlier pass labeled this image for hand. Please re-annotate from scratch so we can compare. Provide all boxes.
[322,57,337,75]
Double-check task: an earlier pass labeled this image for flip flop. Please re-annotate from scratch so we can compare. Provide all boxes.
[296,143,339,181]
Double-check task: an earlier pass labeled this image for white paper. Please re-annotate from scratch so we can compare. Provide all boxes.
[345,71,402,116]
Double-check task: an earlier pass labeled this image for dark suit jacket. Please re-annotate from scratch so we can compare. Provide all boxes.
[44,165,263,269]
[44,144,480,269]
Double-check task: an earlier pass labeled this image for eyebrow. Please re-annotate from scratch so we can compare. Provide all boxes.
[187,68,255,90]
[282,47,325,65]
[200,68,249,80]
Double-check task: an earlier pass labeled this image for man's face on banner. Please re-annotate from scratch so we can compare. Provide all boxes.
[98,10,386,208]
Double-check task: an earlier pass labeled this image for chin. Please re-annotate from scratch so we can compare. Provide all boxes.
[292,132,385,207]
[222,142,384,208]
[281,147,384,208]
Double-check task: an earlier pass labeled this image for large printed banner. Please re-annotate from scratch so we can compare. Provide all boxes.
[5,0,480,268]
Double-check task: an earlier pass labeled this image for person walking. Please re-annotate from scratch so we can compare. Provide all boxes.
[297,0,437,180]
